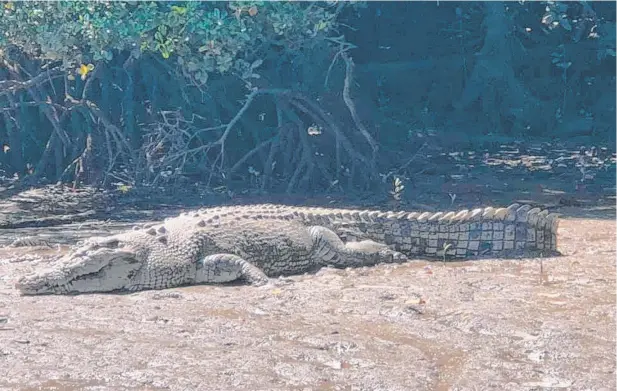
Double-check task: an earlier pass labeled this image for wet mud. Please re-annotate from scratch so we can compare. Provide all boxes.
[0,218,614,390]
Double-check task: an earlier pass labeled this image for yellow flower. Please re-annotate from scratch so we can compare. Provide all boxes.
[77,63,95,80]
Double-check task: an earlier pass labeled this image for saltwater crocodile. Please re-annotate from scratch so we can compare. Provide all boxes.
[14,203,559,295]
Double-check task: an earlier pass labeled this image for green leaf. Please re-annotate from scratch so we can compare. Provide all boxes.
[250,59,263,69]
[196,71,208,84]
[187,61,199,71]
[171,5,187,15]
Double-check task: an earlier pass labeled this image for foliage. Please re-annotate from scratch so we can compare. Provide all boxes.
[541,1,615,60]
[0,1,342,83]
[0,1,613,196]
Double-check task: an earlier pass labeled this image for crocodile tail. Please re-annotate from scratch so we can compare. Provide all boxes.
[477,203,560,254]
[441,203,560,256]
[366,203,560,259]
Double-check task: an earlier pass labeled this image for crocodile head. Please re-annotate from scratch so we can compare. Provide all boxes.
[15,236,145,295]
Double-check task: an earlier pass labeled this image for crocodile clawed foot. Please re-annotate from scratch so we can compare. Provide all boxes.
[380,249,408,264]
[257,276,294,290]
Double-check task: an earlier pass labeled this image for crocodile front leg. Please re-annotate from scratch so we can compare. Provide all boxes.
[195,254,269,286]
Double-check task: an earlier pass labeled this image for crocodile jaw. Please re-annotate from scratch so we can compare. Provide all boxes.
[15,248,142,295]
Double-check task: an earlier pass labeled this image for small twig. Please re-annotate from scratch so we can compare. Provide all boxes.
[229,137,276,174]
[105,171,133,184]
[3,62,74,148]
[383,142,429,182]
[341,52,378,158]
[212,88,289,168]
[78,98,132,154]
[261,100,285,189]
[324,50,342,89]
[81,63,101,101]
[324,36,357,89]
[0,65,64,95]
[59,154,82,182]
[102,125,118,187]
